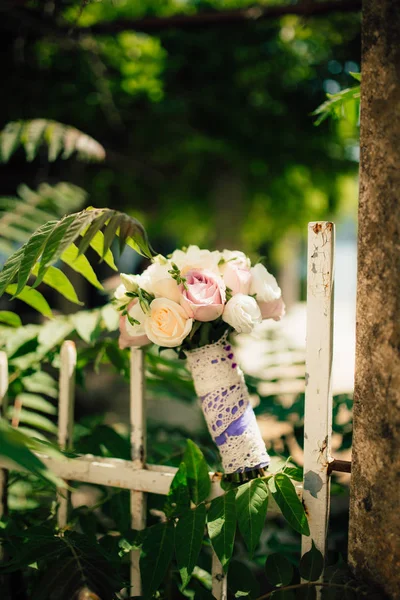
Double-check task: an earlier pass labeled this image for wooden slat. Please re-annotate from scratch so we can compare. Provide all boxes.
[212,553,227,600]
[57,341,77,529]
[130,348,146,597]
[301,222,335,593]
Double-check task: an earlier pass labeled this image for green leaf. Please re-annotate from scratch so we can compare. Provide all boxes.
[0,119,106,163]
[7,405,58,434]
[21,371,58,398]
[299,541,324,581]
[6,284,53,318]
[283,466,303,482]
[110,491,130,534]
[31,264,82,305]
[78,211,110,257]
[228,560,260,598]
[0,121,23,162]
[14,393,56,415]
[46,120,65,161]
[61,243,104,290]
[349,71,361,82]
[140,522,175,598]
[72,311,101,344]
[0,311,22,327]
[37,319,74,352]
[235,478,269,556]
[0,418,62,486]
[96,425,130,459]
[88,230,117,270]
[117,213,151,256]
[22,119,48,162]
[102,213,120,256]
[265,553,294,587]
[0,246,26,297]
[175,504,206,588]
[207,490,236,572]
[14,220,58,295]
[165,462,190,518]
[35,212,94,285]
[183,439,211,504]
[269,474,310,536]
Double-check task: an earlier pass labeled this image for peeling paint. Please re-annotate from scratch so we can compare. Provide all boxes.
[304,470,324,499]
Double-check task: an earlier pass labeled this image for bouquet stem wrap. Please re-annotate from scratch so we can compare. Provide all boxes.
[185,333,270,474]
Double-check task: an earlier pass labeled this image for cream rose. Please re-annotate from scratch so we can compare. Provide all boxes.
[145,298,193,347]
[222,294,262,334]
[139,262,180,303]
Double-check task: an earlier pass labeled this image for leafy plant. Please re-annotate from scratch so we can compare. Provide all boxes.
[313,72,361,126]
[0,418,62,486]
[0,120,106,164]
[0,182,87,259]
[0,207,153,315]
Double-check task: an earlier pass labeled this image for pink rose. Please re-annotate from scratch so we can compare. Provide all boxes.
[222,262,252,295]
[258,297,286,321]
[180,269,226,322]
[118,300,150,349]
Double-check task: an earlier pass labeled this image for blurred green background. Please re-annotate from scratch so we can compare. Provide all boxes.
[1,0,360,290]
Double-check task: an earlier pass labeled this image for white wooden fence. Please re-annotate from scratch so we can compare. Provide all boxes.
[0,221,350,598]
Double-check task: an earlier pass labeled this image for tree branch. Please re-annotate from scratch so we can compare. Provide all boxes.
[1,1,362,40]
[85,1,362,35]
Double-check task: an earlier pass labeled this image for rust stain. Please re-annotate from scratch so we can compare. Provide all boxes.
[302,498,309,517]
[312,223,322,234]
[319,435,328,455]
[326,222,333,232]
[212,471,223,482]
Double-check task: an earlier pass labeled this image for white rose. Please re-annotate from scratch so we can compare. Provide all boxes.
[139,262,180,303]
[220,249,251,270]
[120,273,140,292]
[170,245,221,275]
[222,294,262,334]
[114,283,130,309]
[249,263,282,303]
[144,298,193,348]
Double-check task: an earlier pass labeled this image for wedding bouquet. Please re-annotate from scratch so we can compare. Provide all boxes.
[114,246,285,477]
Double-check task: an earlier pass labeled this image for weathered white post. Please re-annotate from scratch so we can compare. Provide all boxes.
[130,348,146,596]
[301,222,335,587]
[57,341,77,529]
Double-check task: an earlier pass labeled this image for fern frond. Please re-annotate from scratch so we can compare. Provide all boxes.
[0,183,88,258]
[0,207,153,307]
[0,119,106,163]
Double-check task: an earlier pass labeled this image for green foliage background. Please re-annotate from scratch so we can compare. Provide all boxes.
[1,0,360,261]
